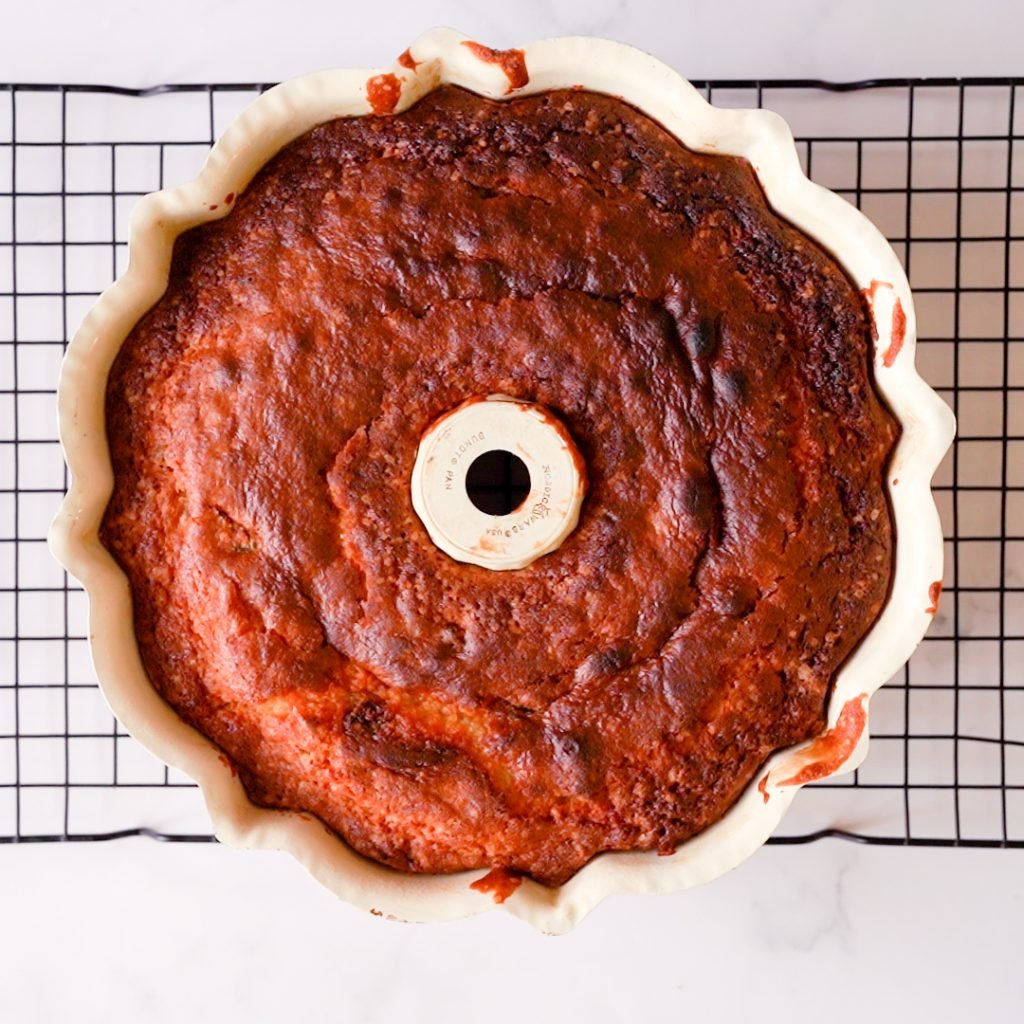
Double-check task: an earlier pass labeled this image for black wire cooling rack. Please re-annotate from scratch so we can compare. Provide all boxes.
[0,77,1022,851]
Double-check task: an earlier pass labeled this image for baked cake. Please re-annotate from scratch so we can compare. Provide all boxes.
[101,86,899,886]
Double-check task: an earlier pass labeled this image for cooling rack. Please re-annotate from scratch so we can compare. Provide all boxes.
[0,77,1021,850]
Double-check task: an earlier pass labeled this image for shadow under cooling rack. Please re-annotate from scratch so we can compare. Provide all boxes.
[0,77,1022,850]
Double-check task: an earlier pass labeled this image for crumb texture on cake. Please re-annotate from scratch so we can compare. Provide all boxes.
[102,87,898,886]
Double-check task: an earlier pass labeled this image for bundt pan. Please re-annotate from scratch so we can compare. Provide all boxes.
[50,28,955,932]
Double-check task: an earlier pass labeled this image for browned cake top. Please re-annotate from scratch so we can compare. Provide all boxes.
[102,86,898,885]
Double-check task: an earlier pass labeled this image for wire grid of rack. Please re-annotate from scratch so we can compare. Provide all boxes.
[0,77,1022,850]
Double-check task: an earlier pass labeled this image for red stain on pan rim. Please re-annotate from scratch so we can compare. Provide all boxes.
[397,48,420,71]
[366,73,402,115]
[862,279,907,368]
[462,41,529,93]
[777,695,868,788]
[469,867,523,903]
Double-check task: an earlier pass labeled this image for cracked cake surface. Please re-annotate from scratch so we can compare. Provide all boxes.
[101,85,898,885]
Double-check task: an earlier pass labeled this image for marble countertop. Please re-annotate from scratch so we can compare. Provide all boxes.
[1,0,1020,84]
[5,839,1021,1021]
[2,1,1022,1020]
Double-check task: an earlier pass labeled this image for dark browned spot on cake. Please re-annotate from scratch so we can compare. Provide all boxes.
[684,316,721,361]
[590,646,631,675]
[343,700,455,773]
[215,353,241,384]
[712,578,758,619]
[678,474,715,535]
[717,367,749,404]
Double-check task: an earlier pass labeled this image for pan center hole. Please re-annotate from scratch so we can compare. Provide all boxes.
[465,450,531,516]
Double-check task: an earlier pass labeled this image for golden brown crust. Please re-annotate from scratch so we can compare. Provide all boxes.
[101,87,898,885]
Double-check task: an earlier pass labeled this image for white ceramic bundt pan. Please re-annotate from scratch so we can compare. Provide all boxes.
[49,28,955,933]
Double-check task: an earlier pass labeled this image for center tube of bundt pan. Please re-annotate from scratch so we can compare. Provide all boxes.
[410,395,587,570]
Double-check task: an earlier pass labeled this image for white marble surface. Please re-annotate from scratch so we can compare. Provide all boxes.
[0,0,1021,84]
[2,1,1023,1020]
[4,839,1022,1022]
